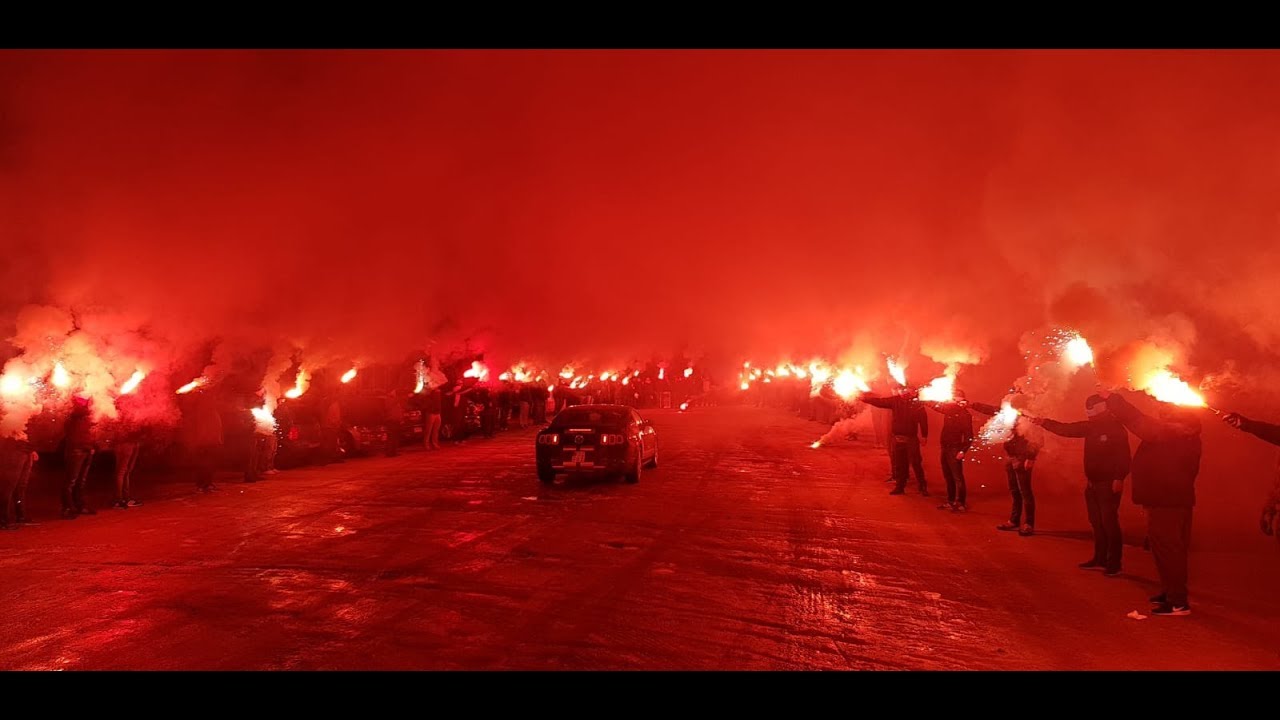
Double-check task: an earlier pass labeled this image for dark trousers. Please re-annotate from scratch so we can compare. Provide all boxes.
[891,437,927,492]
[1147,506,1193,606]
[1085,481,1123,570]
[3,449,34,525]
[114,441,141,499]
[1006,460,1035,527]
[533,400,546,424]
[192,449,216,490]
[64,447,95,511]
[940,445,967,504]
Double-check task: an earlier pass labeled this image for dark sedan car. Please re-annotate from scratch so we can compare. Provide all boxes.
[535,404,658,485]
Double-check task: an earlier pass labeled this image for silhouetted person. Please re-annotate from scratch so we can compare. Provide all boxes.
[1220,412,1280,541]
[928,390,975,511]
[183,394,223,493]
[861,388,929,496]
[423,386,443,449]
[113,425,145,508]
[63,397,97,518]
[1033,394,1131,575]
[1101,388,1201,616]
[972,401,1039,536]
[321,395,343,463]
[2,436,37,528]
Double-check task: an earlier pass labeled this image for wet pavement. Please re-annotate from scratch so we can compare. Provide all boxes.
[2,407,1279,670]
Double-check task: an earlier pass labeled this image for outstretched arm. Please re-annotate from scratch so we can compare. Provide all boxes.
[1106,393,1193,442]
[1038,418,1089,438]
[860,394,891,409]
[1223,413,1280,447]
[969,402,1000,417]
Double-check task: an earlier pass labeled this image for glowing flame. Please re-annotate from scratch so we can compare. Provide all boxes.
[632,370,640,377]
[284,369,310,399]
[176,377,207,394]
[51,362,71,389]
[600,372,612,382]
[979,401,1021,443]
[547,384,556,392]
[621,376,630,385]
[887,357,907,386]
[1064,335,1094,368]
[560,367,575,379]
[810,441,821,449]
[832,369,870,400]
[1137,369,1206,407]
[740,381,750,391]
[250,403,277,434]
[463,361,490,382]
[499,372,512,381]
[684,367,693,379]
[917,374,955,403]
[119,370,146,395]
[414,360,426,394]
[341,368,358,384]
[1,372,26,396]
[679,401,689,411]
[658,368,665,380]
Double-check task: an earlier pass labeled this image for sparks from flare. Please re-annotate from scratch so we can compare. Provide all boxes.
[284,369,310,399]
[979,401,1021,443]
[887,357,907,386]
[119,370,146,395]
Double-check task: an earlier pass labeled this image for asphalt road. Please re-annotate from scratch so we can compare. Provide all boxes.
[2,407,1278,669]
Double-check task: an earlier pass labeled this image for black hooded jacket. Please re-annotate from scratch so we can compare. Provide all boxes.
[1108,394,1201,508]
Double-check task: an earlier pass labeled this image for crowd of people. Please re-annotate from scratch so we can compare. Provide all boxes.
[752,374,1280,618]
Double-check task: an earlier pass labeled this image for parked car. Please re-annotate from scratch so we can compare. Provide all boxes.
[535,404,658,485]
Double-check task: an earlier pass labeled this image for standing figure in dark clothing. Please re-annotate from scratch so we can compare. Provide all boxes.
[423,386,443,450]
[972,400,1039,536]
[1220,412,1280,541]
[1101,388,1201,616]
[2,437,37,528]
[860,388,929,496]
[1032,394,1131,575]
[63,397,97,518]
[182,394,224,493]
[927,390,975,511]
[113,425,146,508]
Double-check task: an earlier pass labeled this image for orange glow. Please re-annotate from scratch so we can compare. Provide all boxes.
[1064,335,1094,368]
[740,381,750,391]
[658,368,665,380]
[679,401,689,411]
[683,367,693,378]
[832,368,870,400]
[119,370,146,395]
[887,357,907,386]
[414,360,426,394]
[1,372,25,396]
[250,404,277,433]
[1137,369,1206,407]
[463,360,490,382]
[979,400,1020,442]
[52,362,71,389]
[561,367,576,380]
[621,376,630,385]
[176,377,207,394]
[810,441,821,449]
[340,367,358,383]
[917,373,955,403]
[284,369,310,399]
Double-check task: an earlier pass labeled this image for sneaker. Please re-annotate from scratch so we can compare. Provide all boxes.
[919,489,931,497]
[937,502,954,510]
[996,522,1019,531]
[62,508,79,519]
[264,469,280,475]
[125,499,143,507]
[889,489,905,495]
[1149,593,1167,605]
[1151,602,1191,616]
[1103,567,1122,577]
[113,500,129,510]
[1078,560,1105,570]
[79,507,97,516]
[952,504,967,513]
[1018,525,1034,536]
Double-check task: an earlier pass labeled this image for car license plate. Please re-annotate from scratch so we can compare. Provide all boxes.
[571,451,586,464]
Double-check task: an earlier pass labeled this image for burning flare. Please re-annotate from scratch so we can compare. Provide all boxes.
[1064,335,1094,368]
[1,372,26,396]
[887,357,907,386]
[679,401,689,411]
[979,400,1021,443]
[1136,369,1206,407]
[463,361,490,383]
[917,373,955,403]
[683,367,693,379]
[176,377,207,394]
[284,369,310,399]
[119,370,146,395]
[414,360,426,394]
[52,362,71,389]
[658,368,665,380]
[340,367,358,384]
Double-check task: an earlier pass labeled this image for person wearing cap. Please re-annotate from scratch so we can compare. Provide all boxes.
[1219,411,1280,541]
[1031,395,1132,575]
[927,390,975,511]
[1100,387,1201,617]
[861,386,929,497]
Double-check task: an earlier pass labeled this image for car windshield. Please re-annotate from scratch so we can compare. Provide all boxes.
[551,408,627,429]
